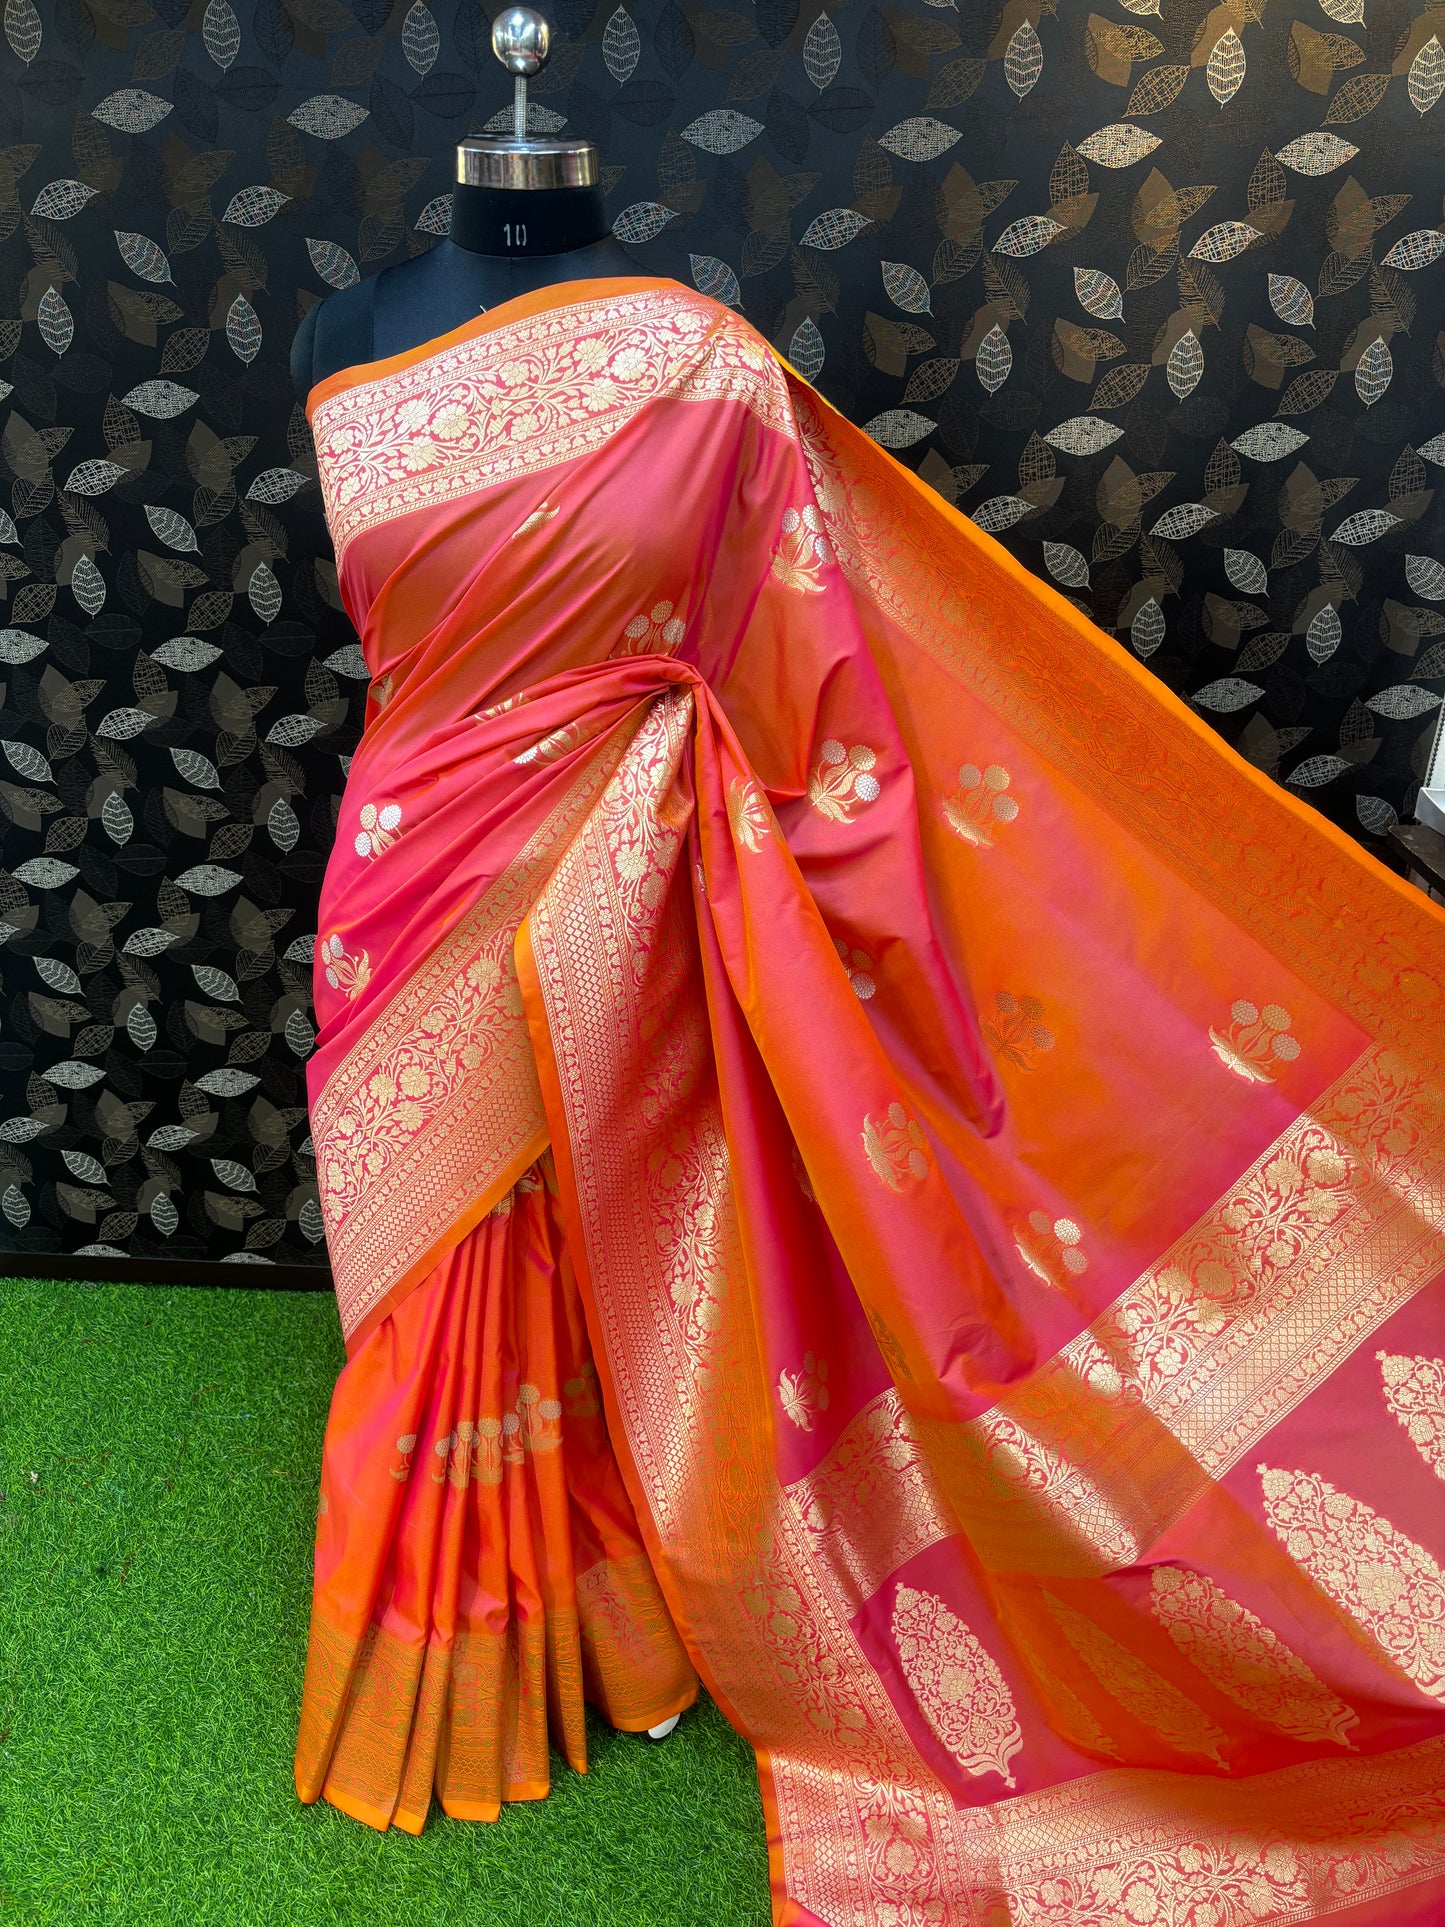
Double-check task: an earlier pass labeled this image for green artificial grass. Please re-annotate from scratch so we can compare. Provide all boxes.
[0,1277,770,1927]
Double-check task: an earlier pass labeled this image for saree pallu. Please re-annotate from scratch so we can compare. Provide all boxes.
[300,277,1445,1922]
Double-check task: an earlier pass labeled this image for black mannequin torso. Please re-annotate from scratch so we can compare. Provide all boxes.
[290,180,637,398]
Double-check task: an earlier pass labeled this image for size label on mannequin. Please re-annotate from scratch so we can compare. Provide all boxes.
[502,221,528,248]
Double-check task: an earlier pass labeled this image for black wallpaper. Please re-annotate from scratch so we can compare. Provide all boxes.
[1,0,1442,1267]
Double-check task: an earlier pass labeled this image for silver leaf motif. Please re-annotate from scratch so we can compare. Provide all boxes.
[114,230,173,284]
[679,110,764,155]
[287,94,370,139]
[602,5,641,83]
[612,202,678,244]
[803,11,842,90]
[1045,415,1124,455]
[879,117,961,162]
[92,90,172,132]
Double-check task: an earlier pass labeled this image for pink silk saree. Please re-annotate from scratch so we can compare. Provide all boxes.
[299,276,1445,1923]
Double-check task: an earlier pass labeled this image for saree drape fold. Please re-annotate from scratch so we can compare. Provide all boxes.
[300,277,1445,1922]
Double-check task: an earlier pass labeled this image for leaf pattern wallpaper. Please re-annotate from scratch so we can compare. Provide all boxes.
[0,0,1442,1268]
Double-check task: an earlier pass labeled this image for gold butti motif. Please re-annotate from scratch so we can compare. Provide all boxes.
[862,1101,931,1191]
[1148,1565,1359,1746]
[610,597,687,659]
[983,991,1055,1070]
[1208,999,1302,1084]
[388,1432,417,1482]
[1259,1465,1445,1703]
[1378,1350,1445,1479]
[832,934,877,1000]
[807,739,881,822]
[770,503,833,595]
[1045,1591,1229,1765]
[511,500,559,538]
[727,776,772,853]
[354,800,402,859]
[322,933,371,1001]
[777,1352,830,1432]
[941,761,1018,847]
[891,1584,1023,1785]
[311,288,796,556]
[1015,1209,1088,1288]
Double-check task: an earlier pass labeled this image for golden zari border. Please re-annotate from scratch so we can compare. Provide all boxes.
[312,732,632,1341]
[524,696,1445,1926]
[784,1044,1445,1593]
[949,1041,1445,1575]
[310,288,795,558]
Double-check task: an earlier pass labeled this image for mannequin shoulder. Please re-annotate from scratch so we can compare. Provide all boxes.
[290,276,380,399]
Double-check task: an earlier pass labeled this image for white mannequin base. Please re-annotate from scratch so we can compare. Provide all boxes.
[645,1714,681,1740]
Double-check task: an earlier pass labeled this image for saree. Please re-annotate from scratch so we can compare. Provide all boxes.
[298,276,1445,1922]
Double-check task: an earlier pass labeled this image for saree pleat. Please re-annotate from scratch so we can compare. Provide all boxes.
[297,277,1445,1921]
[295,1155,696,1831]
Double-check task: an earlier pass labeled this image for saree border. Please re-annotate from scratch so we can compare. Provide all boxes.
[312,725,634,1343]
[309,287,795,559]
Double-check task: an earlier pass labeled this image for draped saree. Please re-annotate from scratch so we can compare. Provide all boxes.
[298,277,1445,1922]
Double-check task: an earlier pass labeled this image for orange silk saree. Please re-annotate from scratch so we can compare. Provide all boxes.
[299,278,1445,1923]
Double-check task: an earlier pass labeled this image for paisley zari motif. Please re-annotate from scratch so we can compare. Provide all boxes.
[299,278,1445,1920]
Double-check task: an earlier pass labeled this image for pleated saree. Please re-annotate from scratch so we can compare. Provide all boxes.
[297,278,1445,1923]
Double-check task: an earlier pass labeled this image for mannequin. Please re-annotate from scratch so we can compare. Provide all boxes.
[290,6,637,398]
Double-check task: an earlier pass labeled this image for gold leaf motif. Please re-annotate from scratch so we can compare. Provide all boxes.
[1208,998,1301,1083]
[1045,1591,1229,1764]
[1124,61,1190,114]
[941,760,1018,847]
[1378,1351,1445,1479]
[807,739,881,821]
[1259,1465,1445,1701]
[1149,1565,1358,1746]
[892,1585,1022,1783]
[861,1101,930,1191]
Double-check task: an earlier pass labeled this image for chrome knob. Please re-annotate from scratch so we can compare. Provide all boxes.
[492,7,549,77]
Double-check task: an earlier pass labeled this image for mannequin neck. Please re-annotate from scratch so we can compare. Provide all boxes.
[449,181,611,257]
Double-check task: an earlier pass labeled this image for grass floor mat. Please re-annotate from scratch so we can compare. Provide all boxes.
[0,1277,770,1927]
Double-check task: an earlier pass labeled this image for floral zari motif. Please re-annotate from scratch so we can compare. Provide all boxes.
[1209,999,1302,1084]
[891,1584,1023,1785]
[1378,1350,1445,1479]
[1259,1465,1445,1703]
[322,933,371,1000]
[1148,1565,1358,1746]
[984,991,1055,1070]
[807,739,880,822]
[941,761,1018,847]
[862,1102,931,1192]
[611,597,687,659]
[1045,1590,1229,1765]
[777,1352,830,1431]
[1015,1209,1089,1289]
[355,801,402,859]
[770,503,833,595]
